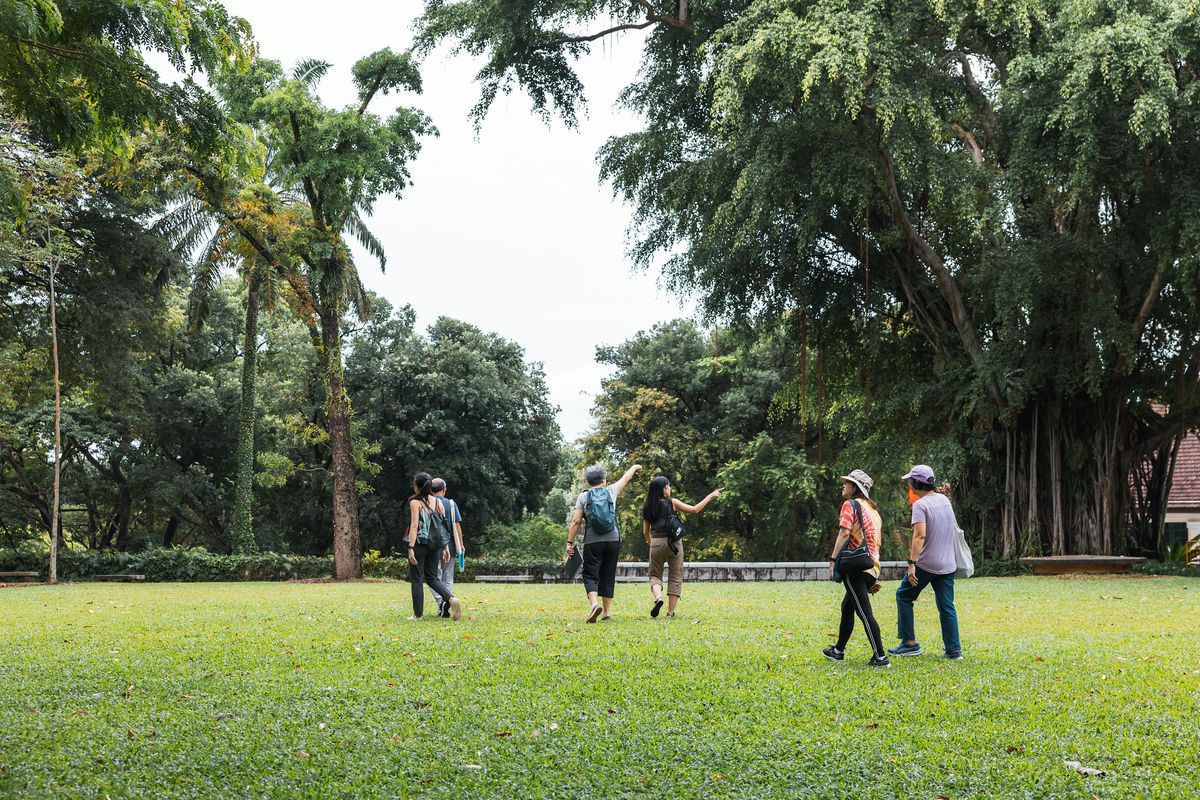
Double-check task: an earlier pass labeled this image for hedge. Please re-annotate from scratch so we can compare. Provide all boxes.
[0,548,567,583]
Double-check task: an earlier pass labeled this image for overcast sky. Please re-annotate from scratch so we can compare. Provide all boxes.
[214,0,696,441]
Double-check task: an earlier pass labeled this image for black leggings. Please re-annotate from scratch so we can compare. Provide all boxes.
[837,570,885,658]
[409,543,453,618]
[582,540,620,598]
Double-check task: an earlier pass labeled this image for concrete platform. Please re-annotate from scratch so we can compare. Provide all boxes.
[1018,556,1146,575]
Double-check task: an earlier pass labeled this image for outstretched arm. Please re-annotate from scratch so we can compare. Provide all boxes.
[611,463,643,493]
[671,488,723,515]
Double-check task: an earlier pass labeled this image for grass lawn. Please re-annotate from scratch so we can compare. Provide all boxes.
[0,577,1196,799]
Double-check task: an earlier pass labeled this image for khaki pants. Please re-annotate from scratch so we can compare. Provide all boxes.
[648,538,683,597]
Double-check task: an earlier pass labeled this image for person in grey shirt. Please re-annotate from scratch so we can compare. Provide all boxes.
[889,464,963,659]
[428,478,464,618]
[566,463,642,622]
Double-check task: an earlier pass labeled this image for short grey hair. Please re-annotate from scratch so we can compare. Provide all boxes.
[584,465,607,486]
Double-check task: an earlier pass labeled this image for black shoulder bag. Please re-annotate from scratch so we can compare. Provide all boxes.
[834,500,873,581]
[665,501,685,554]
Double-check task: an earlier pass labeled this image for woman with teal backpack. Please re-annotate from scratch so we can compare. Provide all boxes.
[406,472,461,621]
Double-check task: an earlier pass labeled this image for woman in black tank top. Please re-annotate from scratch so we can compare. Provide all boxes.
[640,476,722,618]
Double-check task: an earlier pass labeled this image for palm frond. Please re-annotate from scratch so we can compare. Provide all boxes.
[292,58,331,87]
[187,257,223,332]
[153,199,216,257]
[344,267,371,322]
[346,209,386,271]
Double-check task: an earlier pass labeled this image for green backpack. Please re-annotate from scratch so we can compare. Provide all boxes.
[417,500,453,549]
[583,487,617,536]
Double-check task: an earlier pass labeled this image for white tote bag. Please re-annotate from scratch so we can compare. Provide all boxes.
[954,526,975,578]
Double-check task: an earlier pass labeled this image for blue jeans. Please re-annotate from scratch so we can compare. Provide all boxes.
[895,566,960,652]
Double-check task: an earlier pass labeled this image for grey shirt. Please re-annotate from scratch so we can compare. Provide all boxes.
[911,492,959,575]
[575,485,621,544]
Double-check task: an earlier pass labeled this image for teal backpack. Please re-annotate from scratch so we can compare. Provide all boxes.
[583,487,617,536]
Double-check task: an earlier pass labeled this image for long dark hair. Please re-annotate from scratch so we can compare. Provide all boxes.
[642,475,671,522]
[408,472,433,506]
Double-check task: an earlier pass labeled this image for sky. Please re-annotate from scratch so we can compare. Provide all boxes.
[213,0,696,441]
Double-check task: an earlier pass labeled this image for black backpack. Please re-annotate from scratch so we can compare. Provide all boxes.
[418,499,453,550]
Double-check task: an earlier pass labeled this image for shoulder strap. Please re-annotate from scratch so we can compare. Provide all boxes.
[849,499,865,536]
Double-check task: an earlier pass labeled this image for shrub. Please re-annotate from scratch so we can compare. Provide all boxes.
[0,547,568,582]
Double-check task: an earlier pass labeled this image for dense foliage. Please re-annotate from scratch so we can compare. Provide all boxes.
[419,0,1200,558]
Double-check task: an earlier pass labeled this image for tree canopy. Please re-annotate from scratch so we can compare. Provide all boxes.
[419,0,1200,557]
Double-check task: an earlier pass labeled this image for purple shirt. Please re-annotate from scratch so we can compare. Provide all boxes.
[911,492,958,575]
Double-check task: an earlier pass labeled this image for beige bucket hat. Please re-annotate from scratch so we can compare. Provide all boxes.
[840,469,874,499]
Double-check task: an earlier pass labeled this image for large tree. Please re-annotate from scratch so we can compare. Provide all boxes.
[146,51,435,577]
[418,0,1200,557]
[0,0,250,147]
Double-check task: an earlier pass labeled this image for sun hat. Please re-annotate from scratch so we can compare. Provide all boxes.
[840,469,874,499]
[901,464,936,484]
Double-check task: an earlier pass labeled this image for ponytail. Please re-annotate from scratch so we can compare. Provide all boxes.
[408,472,433,506]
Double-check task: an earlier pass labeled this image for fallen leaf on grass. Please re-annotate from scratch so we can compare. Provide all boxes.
[1064,760,1106,777]
[713,775,725,782]
[493,731,512,738]
[385,737,403,743]
[463,764,482,770]
[295,751,310,759]
[318,723,327,730]
[865,722,880,730]
[1005,746,1025,754]
[462,634,476,639]
[126,729,136,740]
[548,723,559,731]
[441,663,461,669]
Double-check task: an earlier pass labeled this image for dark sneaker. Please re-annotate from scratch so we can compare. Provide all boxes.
[822,646,844,662]
[888,642,923,657]
[600,615,612,622]
[439,601,450,619]
[587,604,602,624]
[945,650,964,660]
[651,599,664,618]
[868,655,892,669]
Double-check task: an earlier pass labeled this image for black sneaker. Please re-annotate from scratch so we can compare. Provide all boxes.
[945,650,964,660]
[888,642,923,657]
[822,646,844,662]
[651,599,664,618]
[868,655,892,669]
[439,601,450,619]
[587,604,602,624]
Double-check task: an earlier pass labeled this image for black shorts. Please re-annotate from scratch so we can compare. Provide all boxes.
[581,540,620,598]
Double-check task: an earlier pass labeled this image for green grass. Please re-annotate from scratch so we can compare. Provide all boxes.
[1,578,1196,799]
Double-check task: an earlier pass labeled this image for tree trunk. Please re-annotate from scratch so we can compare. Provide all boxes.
[49,252,62,584]
[229,278,260,554]
[981,395,1129,558]
[320,309,362,579]
[111,457,132,552]
[163,514,181,548]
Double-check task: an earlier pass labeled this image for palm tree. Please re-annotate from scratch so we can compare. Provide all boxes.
[153,196,272,554]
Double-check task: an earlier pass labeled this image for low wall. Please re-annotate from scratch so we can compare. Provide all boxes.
[524,561,910,583]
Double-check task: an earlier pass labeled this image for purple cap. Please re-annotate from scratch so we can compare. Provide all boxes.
[901,464,936,483]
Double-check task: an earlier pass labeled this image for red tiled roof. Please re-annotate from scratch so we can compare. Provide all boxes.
[1170,431,1200,510]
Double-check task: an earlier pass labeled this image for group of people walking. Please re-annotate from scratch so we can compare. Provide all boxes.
[820,464,964,669]
[404,462,965,669]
